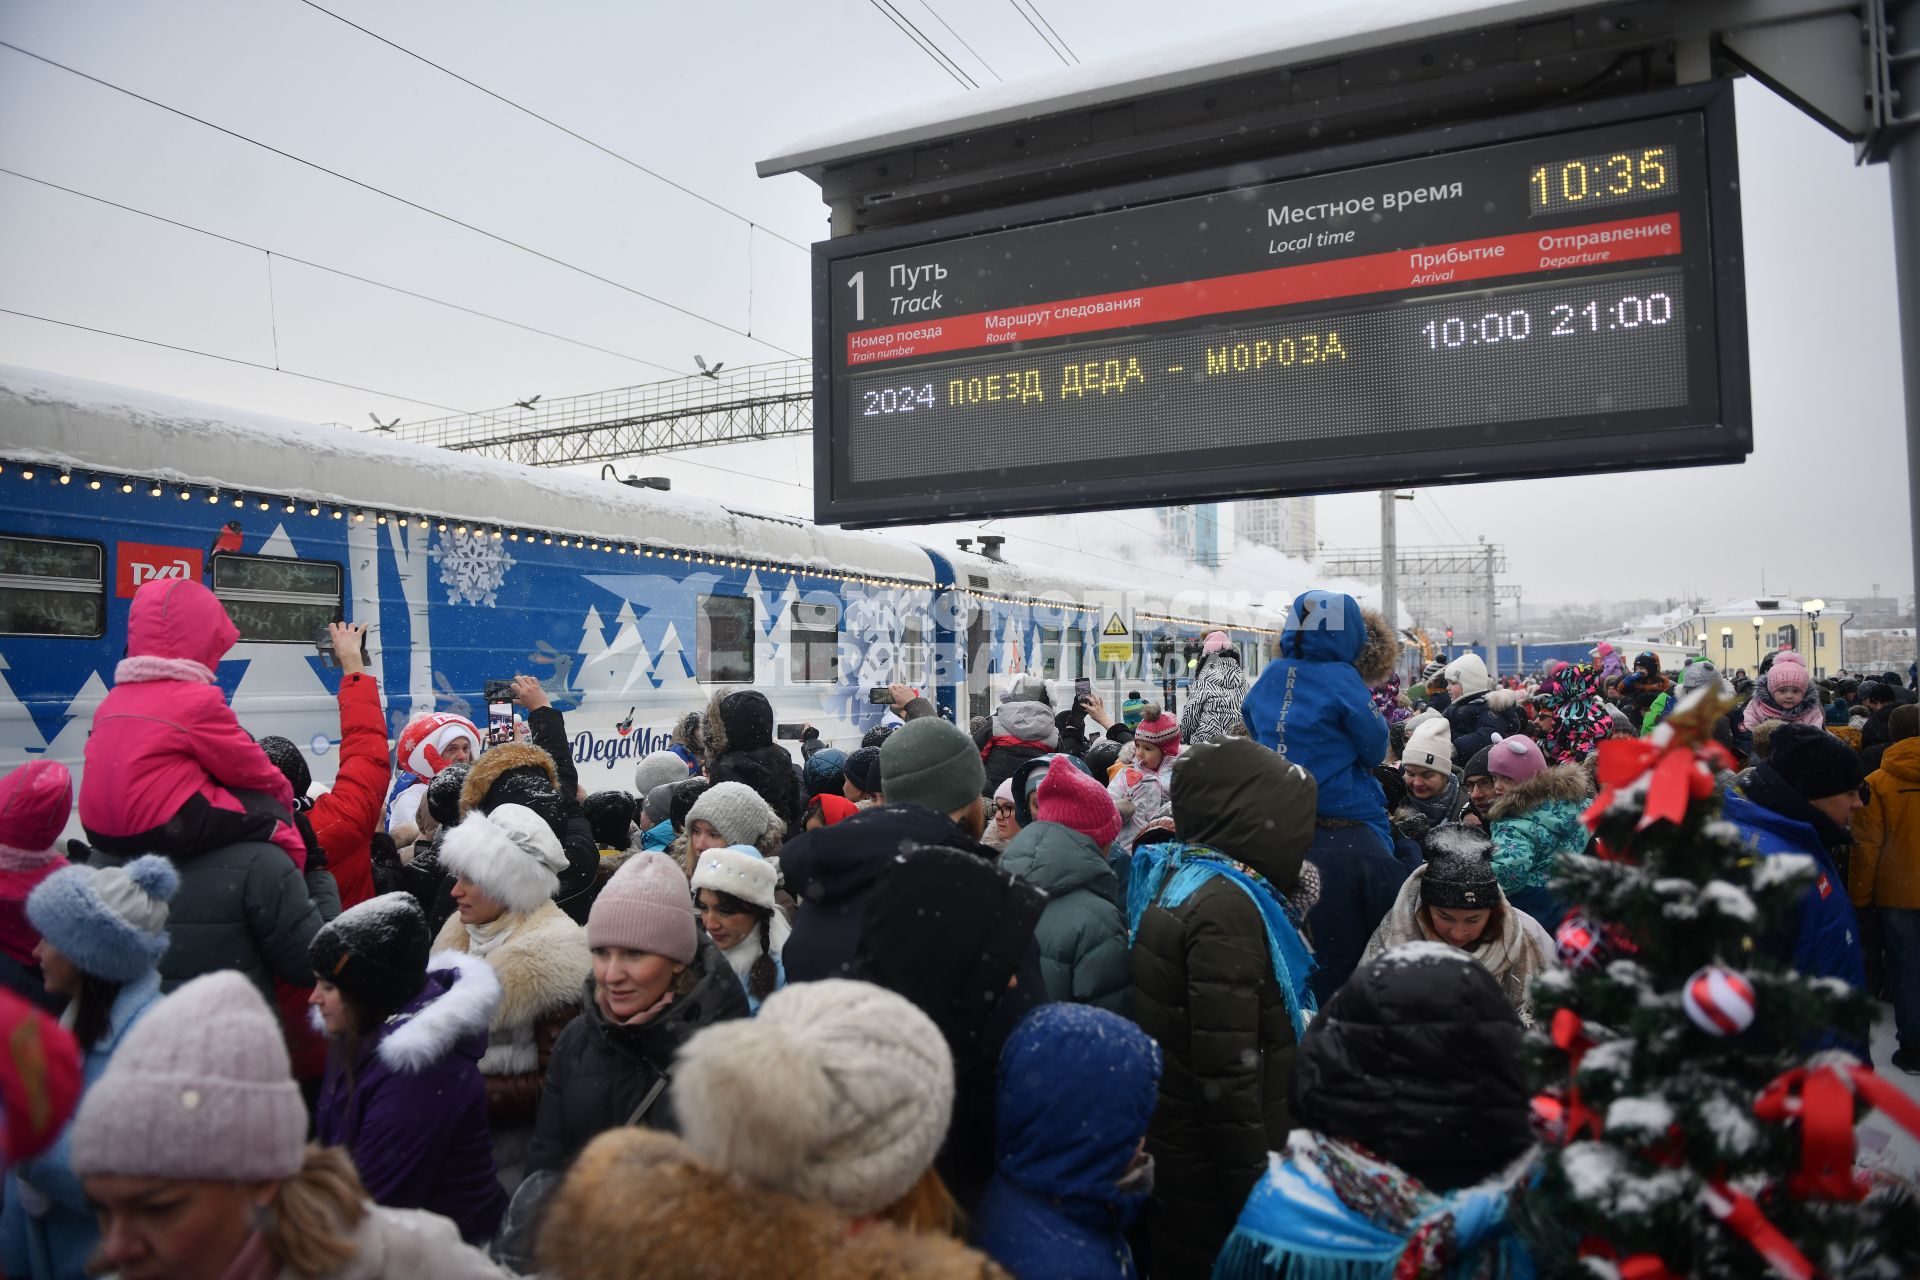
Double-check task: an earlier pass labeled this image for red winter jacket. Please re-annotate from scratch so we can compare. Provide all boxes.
[78,579,302,865]
[308,673,391,909]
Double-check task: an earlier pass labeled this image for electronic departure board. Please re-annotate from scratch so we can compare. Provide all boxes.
[809,83,1749,528]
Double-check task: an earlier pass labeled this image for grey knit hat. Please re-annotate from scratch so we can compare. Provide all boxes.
[642,782,678,827]
[880,718,986,815]
[1420,826,1500,910]
[634,750,691,797]
[672,979,954,1217]
[684,781,779,847]
[71,971,307,1181]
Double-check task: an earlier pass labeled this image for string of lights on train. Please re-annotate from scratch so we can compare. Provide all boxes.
[5,461,1281,632]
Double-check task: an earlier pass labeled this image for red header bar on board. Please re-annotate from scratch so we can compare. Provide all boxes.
[845,212,1682,366]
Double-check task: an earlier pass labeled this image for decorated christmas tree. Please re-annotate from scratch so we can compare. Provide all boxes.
[1519,685,1920,1278]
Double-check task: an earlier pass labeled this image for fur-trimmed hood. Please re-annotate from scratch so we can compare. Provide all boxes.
[704,688,775,759]
[459,742,559,817]
[1354,607,1402,687]
[1487,688,1526,713]
[1487,761,1592,823]
[310,949,504,1072]
[537,1128,1008,1280]
[432,899,589,1036]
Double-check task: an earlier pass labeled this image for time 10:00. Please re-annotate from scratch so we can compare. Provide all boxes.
[1421,292,1673,350]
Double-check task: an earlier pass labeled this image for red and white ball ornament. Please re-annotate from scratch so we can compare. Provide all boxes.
[1555,912,1610,972]
[1682,964,1756,1036]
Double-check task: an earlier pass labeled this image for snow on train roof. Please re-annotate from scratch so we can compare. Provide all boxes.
[0,364,932,582]
[759,0,1594,177]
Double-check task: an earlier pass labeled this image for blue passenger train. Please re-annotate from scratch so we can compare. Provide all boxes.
[0,365,1286,805]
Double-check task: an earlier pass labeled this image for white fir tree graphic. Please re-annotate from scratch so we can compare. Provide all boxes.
[0,653,48,764]
[653,622,696,691]
[38,671,108,773]
[576,604,609,679]
[604,602,656,697]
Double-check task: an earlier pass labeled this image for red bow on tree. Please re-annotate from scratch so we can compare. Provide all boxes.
[1753,1060,1920,1202]
[1551,1008,1604,1143]
[1583,736,1725,834]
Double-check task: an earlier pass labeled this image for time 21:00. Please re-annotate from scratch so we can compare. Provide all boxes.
[1420,292,1673,351]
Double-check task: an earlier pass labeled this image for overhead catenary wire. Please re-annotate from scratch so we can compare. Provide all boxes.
[913,0,1003,82]
[289,0,810,255]
[1021,0,1079,64]
[1006,0,1074,66]
[0,306,474,415]
[868,0,976,89]
[0,40,804,362]
[0,167,691,379]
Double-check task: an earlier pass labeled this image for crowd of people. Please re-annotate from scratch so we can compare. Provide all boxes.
[0,576,1913,1278]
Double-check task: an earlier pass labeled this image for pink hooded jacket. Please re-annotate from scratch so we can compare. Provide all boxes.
[77,579,304,866]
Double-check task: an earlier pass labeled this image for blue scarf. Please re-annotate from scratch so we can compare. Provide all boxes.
[1127,842,1317,1039]
[1214,1137,1534,1280]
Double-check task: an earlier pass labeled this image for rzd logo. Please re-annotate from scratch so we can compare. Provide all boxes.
[116,544,205,598]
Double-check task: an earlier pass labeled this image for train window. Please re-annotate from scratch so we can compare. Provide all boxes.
[1061,625,1085,681]
[210,553,343,643]
[698,594,755,683]
[0,535,105,638]
[790,601,838,684]
[1037,626,1062,681]
[897,610,927,684]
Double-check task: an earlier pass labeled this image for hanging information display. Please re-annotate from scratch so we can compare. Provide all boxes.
[810,84,1748,528]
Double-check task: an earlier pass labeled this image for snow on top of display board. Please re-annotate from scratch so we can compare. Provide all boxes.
[0,364,932,581]
[760,0,1597,177]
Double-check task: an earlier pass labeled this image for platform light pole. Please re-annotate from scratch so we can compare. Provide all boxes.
[1752,615,1765,669]
[1721,626,1734,669]
[1804,599,1825,677]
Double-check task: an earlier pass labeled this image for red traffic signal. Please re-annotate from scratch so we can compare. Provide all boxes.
[1445,627,1454,641]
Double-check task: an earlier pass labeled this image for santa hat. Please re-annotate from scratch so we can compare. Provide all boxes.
[396,713,480,779]
[1402,717,1454,775]
[437,803,568,913]
[1135,706,1181,756]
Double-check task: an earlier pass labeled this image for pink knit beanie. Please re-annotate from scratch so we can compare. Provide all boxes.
[588,850,698,963]
[1769,651,1809,696]
[71,971,306,1181]
[0,761,72,858]
[1035,755,1123,848]
[1135,707,1181,757]
[1488,733,1547,782]
[1202,631,1231,655]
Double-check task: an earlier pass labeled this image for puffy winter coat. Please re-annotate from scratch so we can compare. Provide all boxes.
[430,900,588,1173]
[78,578,302,865]
[1852,736,1920,910]
[1128,740,1315,1280]
[315,952,506,1244]
[975,1005,1159,1280]
[1302,819,1413,1004]
[1723,770,1867,990]
[704,689,803,832]
[781,804,996,983]
[1440,688,1528,762]
[1488,763,1592,899]
[534,1128,1006,1280]
[90,840,324,1006]
[1360,868,1558,1028]
[525,939,749,1177]
[1290,945,1532,1193]
[981,700,1061,799]
[998,822,1131,1014]
[0,970,163,1280]
[308,673,392,909]
[1179,651,1249,746]
[1240,591,1397,823]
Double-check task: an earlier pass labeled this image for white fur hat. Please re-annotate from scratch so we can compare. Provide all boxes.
[1403,716,1455,775]
[672,979,954,1217]
[438,803,567,914]
[689,843,779,913]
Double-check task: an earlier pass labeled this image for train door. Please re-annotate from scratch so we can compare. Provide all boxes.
[965,580,992,724]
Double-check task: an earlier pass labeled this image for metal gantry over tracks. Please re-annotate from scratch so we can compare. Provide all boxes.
[393,360,812,466]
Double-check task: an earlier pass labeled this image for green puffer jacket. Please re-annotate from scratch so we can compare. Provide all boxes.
[998,820,1131,1015]
[1488,762,1593,895]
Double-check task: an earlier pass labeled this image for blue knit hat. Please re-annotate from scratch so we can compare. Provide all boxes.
[28,855,177,983]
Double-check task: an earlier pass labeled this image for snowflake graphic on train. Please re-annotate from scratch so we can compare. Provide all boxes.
[429,531,517,607]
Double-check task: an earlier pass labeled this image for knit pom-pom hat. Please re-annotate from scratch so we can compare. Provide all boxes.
[28,855,177,984]
[1134,705,1181,756]
[438,803,567,914]
[690,843,779,913]
[672,979,954,1218]
[71,971,307,1181]
[588,850,698,962]
[1768,651,1810,696]
[1487,733,1547,783]
[1035,754,1123,848]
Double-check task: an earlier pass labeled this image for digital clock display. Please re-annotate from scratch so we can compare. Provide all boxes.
[812,84,1748,528]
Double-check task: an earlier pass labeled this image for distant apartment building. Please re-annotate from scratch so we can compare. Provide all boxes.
[1235,496,1316,560]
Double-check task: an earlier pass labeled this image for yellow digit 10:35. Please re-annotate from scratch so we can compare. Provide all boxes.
[1530,147,1669,206]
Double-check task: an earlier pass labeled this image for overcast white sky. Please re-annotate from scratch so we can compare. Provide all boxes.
[0,0,1911,611]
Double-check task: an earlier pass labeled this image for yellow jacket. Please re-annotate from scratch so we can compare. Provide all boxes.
[1851,737,1920,910]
